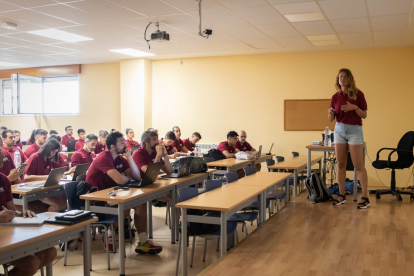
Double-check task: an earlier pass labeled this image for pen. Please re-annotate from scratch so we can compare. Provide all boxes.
[2,206,8,211]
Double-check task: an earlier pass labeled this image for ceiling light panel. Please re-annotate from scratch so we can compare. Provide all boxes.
[285,12,324,23]
[27,29,93,42]
[306,34,338,41]
[311,40,341,46]
[109,48,155,57]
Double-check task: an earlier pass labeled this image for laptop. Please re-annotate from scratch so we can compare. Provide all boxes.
[123,162,163,188]
[61,163,90,181]
[22,167,68,189]
[67,140,77,152]
[256,145,262,157]
[131,145,140,155]
[262,143,274,155]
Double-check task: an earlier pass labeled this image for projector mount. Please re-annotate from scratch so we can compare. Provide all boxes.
[196,0,212,38]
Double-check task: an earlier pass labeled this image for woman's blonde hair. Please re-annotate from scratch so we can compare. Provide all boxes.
[335,68,358,100]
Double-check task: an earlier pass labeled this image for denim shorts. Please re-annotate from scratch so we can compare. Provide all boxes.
[334,122,364,145]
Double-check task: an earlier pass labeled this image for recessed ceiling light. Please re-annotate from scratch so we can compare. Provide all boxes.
[1,22,18,30]
[311,40,341,46]
[307,34,338,42]
[284,12,324,23]
[109,48,155,57]
[27,29,93,42]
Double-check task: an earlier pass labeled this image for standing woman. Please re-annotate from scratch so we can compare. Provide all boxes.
[328,68,369,209]
[125,128,140,149]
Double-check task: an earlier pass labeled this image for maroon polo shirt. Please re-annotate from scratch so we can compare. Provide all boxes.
[15,141,23,149]
[126,140,140,150]
[172,138,184,152]
[182,138,195,152]
[160,139,174,155]
[75,139,85,151]
[2,146,26,164]
[56,153,70,170]
[24,143,40,159]
[94,142,107,155]
[85,150,130,190]
[27,141,33,145]
[24,152,56,181]
[234,140,253,151]
[0,149,16,176]
[71,148,96,166]
[61,135,75,147]
[330,90,368,126]
[132,146,164,178]
[217,141,236,159]
[0,173,12,207]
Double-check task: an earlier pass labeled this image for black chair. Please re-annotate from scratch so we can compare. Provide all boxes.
[373,131,414,201]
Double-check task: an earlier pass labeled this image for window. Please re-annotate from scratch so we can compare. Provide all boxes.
[1,74,79,115]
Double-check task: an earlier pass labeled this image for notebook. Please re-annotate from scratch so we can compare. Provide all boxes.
[0,216,46,227]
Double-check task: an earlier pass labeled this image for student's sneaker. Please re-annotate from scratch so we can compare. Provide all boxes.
[357,197,370,209]
[102,232,114,252]
[332,194,346,206]
[135,240,163,255]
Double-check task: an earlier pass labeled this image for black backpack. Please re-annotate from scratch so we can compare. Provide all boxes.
[305,173,332,203]
[190,157,207,173]
[207,149,224,161]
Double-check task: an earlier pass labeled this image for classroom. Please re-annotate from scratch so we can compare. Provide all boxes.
[0,0,414,275]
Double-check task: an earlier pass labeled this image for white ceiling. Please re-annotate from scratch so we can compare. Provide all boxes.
[0,0,413,69]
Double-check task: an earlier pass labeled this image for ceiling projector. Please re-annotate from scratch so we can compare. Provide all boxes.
[144,22,169,49]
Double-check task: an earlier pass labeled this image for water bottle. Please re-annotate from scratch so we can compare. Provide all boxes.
[14,149,21,167]
[194,144,199,156]
[323,126,332,146]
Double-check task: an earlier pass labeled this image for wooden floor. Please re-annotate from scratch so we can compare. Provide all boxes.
[201,191,414,276]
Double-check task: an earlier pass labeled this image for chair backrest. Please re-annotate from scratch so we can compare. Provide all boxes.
[76,174,87,181]
[64,181,79,210]
[203,156,215,163]
[396,131,414,167]
[292,152,299,157]
[276,156,285,163]
[204,180,222,191]
[265,159,275,166]
[225,172,238,183]
[244,166,256,176]
[177,187,199,202]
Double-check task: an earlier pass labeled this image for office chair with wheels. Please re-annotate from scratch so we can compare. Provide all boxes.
[373,131,414,201]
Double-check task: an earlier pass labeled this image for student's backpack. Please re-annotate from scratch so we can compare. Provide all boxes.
[171,157,192,177]
[305,173,332,203]
[207,149,224,161]
[190,157,208,173]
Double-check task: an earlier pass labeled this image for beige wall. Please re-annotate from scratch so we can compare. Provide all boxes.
[152,47,414,187]
[0,62,121,139]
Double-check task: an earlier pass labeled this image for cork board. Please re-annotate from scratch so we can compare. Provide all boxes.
[284,99,335,131]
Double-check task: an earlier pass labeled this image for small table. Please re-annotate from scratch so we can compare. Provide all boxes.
[206,158,252,176]
[0,212,97,276]
[267,155,322,199]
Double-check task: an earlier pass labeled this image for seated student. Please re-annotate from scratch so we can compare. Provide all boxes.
[48,135,74,174]
[2,129,27,164]
[14,130,24,149]
[132,130,172,254]
[61,126,75,150]
[24,129,48,159]
[26,129,37,146]
[234,130,261,171]
[75,128,86,151]
[217,131,244,178]
[161,131,179,159]
[0,136,23,184]
[147,127,158,134]
[94,130,108,154]
[0,172,57,276]
[125,128,141,149]
[24,138,67,212]
[49,130,58,135]
[171,126,191,156]
[182,132,202,152]
[71,134,97,166]
[0,126,7,135]
[86,131,163,254]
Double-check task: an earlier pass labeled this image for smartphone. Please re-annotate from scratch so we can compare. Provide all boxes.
[18,163,27,172]
[65,210,84,216]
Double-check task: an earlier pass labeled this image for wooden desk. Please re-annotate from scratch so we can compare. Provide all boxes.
[252,154,275,166]
[206,158,252,175]
[12,182,67,212]
[81,171,214,276]
[0,212,97,276]
[306,144,365,201]
[267,155,322,199]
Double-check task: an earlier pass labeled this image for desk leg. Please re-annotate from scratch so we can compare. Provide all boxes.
[307,149,311,177]
[147,201,153,239]
[285,179,290,202]
[118,203,125,276]
[45,263,53,276]
[181,208,187,276]
[22,195,28,212]
[261,192,266,223]
[220,212,227,257]
[171,189,176,244]
[293,169,298,199]
[83,223,92,275]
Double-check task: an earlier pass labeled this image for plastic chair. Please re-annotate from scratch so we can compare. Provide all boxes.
[243,166,256,176]
[2,264,44,276]
[224,172,238,183]
[203,157,215,163]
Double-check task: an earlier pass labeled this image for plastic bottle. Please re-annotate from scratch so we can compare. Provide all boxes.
[323,126,332,146]
[194,144,199,156]
[14,149,21,167]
